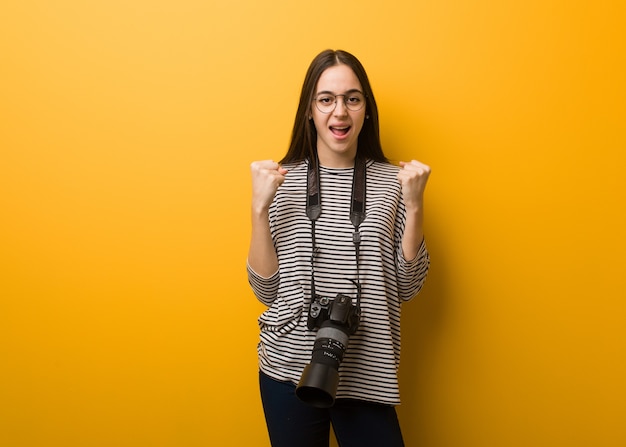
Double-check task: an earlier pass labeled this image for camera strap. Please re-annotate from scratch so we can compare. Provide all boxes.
[306,155,366,316]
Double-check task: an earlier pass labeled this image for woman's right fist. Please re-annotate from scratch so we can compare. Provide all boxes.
[250,160,288,213]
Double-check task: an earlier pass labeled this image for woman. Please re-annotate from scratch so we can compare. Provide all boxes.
[247,49,431,447]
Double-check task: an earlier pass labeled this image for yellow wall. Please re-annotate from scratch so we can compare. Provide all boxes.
[1,1,624,446]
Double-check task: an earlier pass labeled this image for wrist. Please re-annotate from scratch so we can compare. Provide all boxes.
[251,206,270,219]
[404,204,423,216]
[403,193,424,213]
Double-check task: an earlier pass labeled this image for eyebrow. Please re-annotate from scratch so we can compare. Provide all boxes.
[316,88,364,95]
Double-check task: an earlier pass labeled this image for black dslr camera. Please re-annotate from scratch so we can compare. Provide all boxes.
[306,293,359,333]
[296,293,360,408]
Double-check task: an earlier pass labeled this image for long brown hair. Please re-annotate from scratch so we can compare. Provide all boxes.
[280,49,388,164]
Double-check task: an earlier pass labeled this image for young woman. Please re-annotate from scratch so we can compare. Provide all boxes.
[247,49,431,447]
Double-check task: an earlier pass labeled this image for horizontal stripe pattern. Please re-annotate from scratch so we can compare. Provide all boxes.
[248,159,429,405]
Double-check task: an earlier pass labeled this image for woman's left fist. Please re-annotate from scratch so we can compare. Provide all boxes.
[397,160,431,210]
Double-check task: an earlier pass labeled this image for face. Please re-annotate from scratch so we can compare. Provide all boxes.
[311,64,366,168]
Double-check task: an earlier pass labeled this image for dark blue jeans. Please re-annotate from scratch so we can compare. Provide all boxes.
[259,371,405,447]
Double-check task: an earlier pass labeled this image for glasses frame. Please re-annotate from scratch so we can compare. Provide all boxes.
[313,91,367,114]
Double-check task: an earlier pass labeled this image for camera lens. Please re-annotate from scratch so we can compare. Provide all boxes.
[310,325,349,368]
[296,322,350,408]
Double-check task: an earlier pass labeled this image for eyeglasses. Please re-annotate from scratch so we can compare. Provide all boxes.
[313,91,366,114]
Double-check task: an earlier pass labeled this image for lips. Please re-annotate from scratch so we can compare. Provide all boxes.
[330,126,351,137]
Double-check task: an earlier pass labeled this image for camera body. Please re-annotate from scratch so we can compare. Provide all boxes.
[307,293,359,335]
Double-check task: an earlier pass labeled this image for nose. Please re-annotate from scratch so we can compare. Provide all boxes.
[333,95,348,116]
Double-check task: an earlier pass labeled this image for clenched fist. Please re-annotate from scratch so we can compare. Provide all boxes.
[250,160,288,214]
[397,160,431,211]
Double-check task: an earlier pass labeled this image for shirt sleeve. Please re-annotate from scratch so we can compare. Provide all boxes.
[396,238,430,301]
[247,261,280,306]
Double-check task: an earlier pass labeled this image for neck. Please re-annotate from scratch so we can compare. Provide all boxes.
[316,152,356,168]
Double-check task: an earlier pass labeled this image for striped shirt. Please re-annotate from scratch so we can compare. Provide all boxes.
[247,159,429,405]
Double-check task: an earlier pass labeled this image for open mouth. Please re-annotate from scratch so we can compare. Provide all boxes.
[330,126,351,137]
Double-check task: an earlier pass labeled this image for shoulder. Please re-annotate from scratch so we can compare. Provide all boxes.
[367,160,401,187]
[281,160,306,172]
[280,160,307,183]
[367,159,400,175]
[281,160,307,183]
[275,160,307,198]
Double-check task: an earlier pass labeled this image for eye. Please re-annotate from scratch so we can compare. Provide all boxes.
[317,95,334,104]
[347,95,362,104]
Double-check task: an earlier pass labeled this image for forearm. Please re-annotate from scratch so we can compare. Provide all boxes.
[401,207,424,261]
[397,159,430,261]
[247,209,279,278]
[247,160,288,277]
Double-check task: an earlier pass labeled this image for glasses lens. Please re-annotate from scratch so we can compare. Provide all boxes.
[315,94,336,113]
[345,93,365,112]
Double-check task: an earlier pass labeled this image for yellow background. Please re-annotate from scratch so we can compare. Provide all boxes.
[1,1,625,446]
